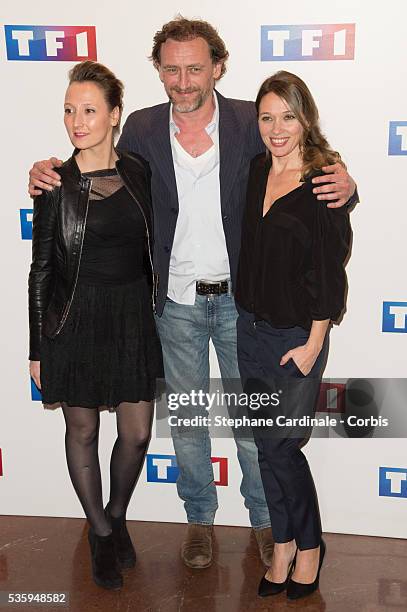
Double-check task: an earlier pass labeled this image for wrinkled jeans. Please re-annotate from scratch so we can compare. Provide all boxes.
[155,293,270,528]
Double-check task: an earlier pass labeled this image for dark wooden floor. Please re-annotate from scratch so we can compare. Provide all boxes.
[0,516,406,611]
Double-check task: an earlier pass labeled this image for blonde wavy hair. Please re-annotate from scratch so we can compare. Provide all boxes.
[255,70,342,178]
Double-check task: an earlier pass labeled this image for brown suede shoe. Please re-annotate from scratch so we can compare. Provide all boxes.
[181,524,213,569]
[254,527,274,566]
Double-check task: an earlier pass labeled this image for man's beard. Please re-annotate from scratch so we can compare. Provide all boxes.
[169,86,211,113]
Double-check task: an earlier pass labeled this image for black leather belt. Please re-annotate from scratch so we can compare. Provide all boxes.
[196,280,229,295]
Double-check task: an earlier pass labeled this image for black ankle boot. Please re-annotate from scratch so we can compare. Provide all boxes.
[105,504,136,569]
[88,528,123,590]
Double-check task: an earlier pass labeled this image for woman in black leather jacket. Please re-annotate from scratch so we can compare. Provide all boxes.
[28,61,163,590]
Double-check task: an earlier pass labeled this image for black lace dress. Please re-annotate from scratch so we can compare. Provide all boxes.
[40,169,163,409]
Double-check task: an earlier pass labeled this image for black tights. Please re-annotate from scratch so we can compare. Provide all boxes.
[62,402,153,536]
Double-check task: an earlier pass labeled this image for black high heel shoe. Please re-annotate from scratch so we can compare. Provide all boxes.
[258,550,297,597]
[88,528,123,590]
[105,504,136,569]
[287,539,326,600]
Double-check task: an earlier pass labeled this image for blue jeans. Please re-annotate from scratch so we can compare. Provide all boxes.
[155,292,270,528]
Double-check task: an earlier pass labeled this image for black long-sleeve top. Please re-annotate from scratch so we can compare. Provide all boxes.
[235,153,352,329]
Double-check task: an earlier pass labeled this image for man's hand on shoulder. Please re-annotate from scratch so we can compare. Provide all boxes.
[311,162,356,209]
[28,157,63,197]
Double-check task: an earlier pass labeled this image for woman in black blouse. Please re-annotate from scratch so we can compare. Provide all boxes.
[235,71,351,600]
[28,62,163,590]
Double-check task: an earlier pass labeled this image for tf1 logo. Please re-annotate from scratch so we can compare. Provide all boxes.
[20,209,33,240]
[146,453,228,486]
[31,379,42,401]
[379,467,407,498]
[4,25,97,61]
[316,381,346,414]
[378,578,407,608]
[261,24,355,61]
[388,122,407,156]
[382,302,407,333]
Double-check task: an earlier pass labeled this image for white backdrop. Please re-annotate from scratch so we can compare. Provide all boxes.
[1,0,406,539]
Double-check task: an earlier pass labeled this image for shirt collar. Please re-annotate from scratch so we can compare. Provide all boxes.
[169,91,219,136]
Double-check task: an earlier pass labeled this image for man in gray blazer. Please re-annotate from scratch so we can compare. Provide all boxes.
[29,16,356,570]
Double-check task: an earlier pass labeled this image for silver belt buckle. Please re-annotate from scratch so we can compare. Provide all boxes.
[198,279,230,295]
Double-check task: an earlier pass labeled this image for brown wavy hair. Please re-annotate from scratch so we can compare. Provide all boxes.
[150,15,229,80]
[255,71,342,177]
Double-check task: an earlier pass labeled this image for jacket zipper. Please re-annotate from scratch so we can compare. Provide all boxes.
[54,178,92,336]
[116,167,156,310]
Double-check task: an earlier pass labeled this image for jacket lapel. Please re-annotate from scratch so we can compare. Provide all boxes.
[218,91,244,214]
[148,102,178,206]
[146,93,244,212]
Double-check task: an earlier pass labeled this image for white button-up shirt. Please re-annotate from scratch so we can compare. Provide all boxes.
[167,93,230,305]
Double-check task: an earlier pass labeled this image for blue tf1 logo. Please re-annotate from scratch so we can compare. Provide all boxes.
[4,25,97,61]
[388,122,407,156]
[379,467,407,498]
[146,454,179,483]
[31,379,42,401]
[261,24,355,61]
[382,302,407,333]
[20,209,33,240]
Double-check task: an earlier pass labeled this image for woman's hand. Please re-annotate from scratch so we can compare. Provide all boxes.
[281,320,330,376]
[30,361,41,390]
[280,342,321,376]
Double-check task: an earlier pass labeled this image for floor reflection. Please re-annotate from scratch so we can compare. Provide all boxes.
[0,517,405,611]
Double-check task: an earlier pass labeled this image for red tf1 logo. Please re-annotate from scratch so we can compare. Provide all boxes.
[316,381,346,414]
[212,457,228,486]
[146,453,228,486]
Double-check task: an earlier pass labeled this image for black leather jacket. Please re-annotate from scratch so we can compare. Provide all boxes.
[28,151,156,361]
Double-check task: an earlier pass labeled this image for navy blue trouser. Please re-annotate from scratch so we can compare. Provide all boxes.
[237,306,328,550]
